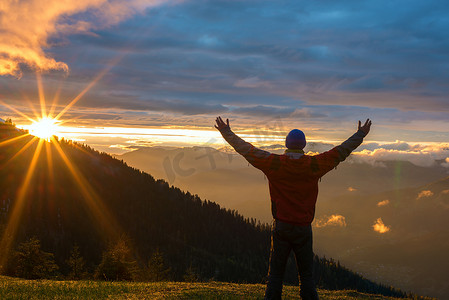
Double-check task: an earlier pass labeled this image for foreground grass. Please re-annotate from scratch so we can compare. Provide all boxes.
[0,276,406,299]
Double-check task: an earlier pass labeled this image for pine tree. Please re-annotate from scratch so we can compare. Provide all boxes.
[145,248,171,281]
[183,264,199,282]
[14,237,58,279]
[66,245,87,280]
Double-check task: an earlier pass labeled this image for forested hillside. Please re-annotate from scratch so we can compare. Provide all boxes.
[0,122,406,297]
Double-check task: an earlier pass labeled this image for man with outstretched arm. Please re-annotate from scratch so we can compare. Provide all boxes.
[214,117,372,300]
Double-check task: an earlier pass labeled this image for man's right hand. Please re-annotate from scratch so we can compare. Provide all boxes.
[215,116,231,132]
[358,119,372,135]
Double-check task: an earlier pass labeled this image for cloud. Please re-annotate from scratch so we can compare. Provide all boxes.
[417,190,434,200]
[352,143,449,167]
[231,105,294,118]
[38,0,448,116]
[229,105,326,119]
[198,34,221,47]
[1,0,449,145]
[315,214,347,228]
[0,0,170,77]
[377,200,390,207]
[234,77,272,88]
[289,108,327,118]
[295,141,449,168]
[441,158,449,168]
[109,140,154,151]
[373,218,390,234]
[77,94,229,116]
[354,149,433,167]
[359,141,418,152]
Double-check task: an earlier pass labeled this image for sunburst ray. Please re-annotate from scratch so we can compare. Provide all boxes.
[0,138,44,269]
[36,72,47,118]
[25,99,41,121]
[51,137,123,240]
[4,136,39,166]
[55,64,115,121]
[45,140,55,186]
[0,133,30,148]
[0,101,35,123]
[0,64,130,269]
[48,84,63,119]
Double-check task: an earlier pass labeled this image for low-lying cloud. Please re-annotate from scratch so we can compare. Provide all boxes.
[0,0,170,77]
[442,158,449,168]
[373,218,390,234]
[351,142,449,167]
[315,214,347,228]
[282,140,449,168]
[417,190,434,200]
[377,200,390,207]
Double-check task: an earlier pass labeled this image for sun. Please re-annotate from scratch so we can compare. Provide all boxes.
[29,117,60,140]
[0,70,123,271]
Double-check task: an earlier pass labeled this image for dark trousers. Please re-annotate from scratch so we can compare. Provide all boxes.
[264,219,319,300]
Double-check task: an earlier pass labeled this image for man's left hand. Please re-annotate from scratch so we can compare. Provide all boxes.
[358,119,372,135]
[215,116,231,131]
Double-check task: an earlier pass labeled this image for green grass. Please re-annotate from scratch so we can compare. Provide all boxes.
[0,276,405,299]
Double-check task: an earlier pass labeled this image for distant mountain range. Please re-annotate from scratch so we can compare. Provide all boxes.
[118,145,449,298]
[0,124,406,298]
[117,146,449,222]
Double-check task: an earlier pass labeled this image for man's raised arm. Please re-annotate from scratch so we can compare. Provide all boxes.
[214,116,252,156]
[336,119,372,160]
[214,116,276,172]
[313,119,372,177]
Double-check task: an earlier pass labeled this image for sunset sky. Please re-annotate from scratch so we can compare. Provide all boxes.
[1,0,448,154]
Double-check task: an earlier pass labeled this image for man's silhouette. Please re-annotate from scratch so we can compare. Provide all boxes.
[215,116,372,300]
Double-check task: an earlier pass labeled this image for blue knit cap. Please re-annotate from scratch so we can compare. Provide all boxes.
[285,129,306,149]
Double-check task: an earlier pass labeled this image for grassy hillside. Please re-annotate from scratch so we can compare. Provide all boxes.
[0,276,411,300]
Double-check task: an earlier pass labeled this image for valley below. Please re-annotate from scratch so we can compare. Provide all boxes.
[118,145,449,298]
